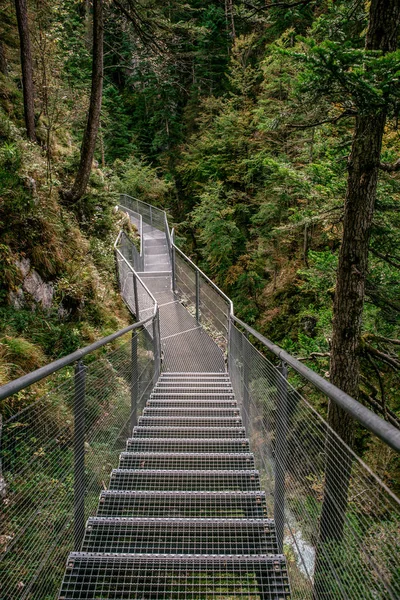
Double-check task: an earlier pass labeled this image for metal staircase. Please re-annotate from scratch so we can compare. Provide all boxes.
[59,372,291,599]
[2,195,400,600]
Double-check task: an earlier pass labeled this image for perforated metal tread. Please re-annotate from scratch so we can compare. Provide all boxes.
[132,426,247,438]
[150,391,235,398]
[82,517,278,554]
[118,451,255,470]
[146,399,238,408]
[138,416,243,428]
[97,490,268,518]
[126,437,251,452]
[60,553,290,599]
[143,408,240,418]
[109,469,261,491]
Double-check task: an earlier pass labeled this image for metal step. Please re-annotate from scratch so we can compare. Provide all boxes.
[98,490,268,518]
[126,437,250,452]
[159,372,229,377]
[82,517,277,554]
[138,416,243,427]
[131,426,247,438]
[118,452,255,470]
[60,553,291,600]
[142,407,240,418]
[150,392,235,399]
[146,399,238,408]
[109,469,261,491]
[155,382,233,389]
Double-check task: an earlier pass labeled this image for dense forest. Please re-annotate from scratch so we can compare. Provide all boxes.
[0,0,400,486]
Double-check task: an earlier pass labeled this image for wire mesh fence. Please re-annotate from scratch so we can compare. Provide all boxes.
[174,248,231,352]
[228,322,400,600]
[0,327,156,600]
[116,230,143,272]
[119,194,167,233]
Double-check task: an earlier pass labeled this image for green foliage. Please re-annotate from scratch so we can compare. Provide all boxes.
[113,156,172,205]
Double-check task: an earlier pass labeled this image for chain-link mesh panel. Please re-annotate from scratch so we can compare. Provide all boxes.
[120,194,166,232]
[198,271,229,348]
[0,328,155,600]
[117,230,143,272]
[228,322,400,600]
[175,252,196,311]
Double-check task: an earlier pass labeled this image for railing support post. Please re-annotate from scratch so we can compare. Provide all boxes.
[149,206,153,227]
[153,311,161,384]
[171,230,176,294]
[242,332,250,434]
[131,331,138,430]
[274,361,288,553]
[132,273,140,318]
[195,270,200,323]
[74,360,86,551]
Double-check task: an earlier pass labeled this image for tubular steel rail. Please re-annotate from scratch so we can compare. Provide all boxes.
[0,194,399,600]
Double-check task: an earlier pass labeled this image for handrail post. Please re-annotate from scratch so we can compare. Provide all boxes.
[74,360,86,551]
[131,331,138,430]
[132,273,140,318]
[149,205,153,227]
[274,361,288,553]
[171,230,176,294]
[195,270,200,323]
[153,311,161,384]
[242,332,250,434]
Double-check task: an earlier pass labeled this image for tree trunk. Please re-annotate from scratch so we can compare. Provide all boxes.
[62,0,103,203]
[314,1,400,596]
[0,39,7,75]
[14,0,36,141]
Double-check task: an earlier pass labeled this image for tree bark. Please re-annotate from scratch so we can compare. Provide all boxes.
[14,0,36,141]
[0,39,7,75]
[62,0,103,203]
[314,1,400,596]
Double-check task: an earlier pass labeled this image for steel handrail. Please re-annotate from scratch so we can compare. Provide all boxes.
[0,317,153,402]
[232,315,400,453]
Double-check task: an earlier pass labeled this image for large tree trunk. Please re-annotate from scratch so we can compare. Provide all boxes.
[0,39,7,75]
[14,0,36,141]
[62,0,103,203]
[314,1,400,596]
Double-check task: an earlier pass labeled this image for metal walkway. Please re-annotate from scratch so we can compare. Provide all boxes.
[58,215,290,598]
[132,214,226,373]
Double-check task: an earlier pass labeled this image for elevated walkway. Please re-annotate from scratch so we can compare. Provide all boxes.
[58,213,290,598]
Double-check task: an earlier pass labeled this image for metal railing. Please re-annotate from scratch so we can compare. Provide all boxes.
[124,194,400,600]
[0,226,161,600]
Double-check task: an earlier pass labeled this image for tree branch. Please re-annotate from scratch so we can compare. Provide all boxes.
[242,0,315,13]
[379,158,400,172]
[369,248,400,270]
[359,389,400,428]
[288,110,356,130]
[363,343,400,370]
[363,333,400,346]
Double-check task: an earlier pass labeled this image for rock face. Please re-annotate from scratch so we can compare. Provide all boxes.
[11,258,54,310]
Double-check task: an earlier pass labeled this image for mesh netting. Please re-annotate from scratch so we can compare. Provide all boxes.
[0,328,155,600]
[229,322,400,600]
